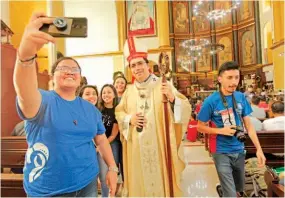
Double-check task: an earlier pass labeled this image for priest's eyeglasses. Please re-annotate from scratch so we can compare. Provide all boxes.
[130,61,146,69]
[55,66,81,74]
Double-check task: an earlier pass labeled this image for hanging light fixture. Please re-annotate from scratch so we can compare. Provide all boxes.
[193,0,241,21]
[179,38,211,60]
[177,38,224,72]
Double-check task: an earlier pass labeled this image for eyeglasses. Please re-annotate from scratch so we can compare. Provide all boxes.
[55,66,81,74]
[130,61,146,69]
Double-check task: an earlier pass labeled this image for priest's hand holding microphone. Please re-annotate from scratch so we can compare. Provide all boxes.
[130,82,174,132]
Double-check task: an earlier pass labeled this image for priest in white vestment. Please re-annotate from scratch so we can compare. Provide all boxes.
[115,37,191,197]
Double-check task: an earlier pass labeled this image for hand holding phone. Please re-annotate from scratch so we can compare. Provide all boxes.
[18,12,56,60]
[39,17,88,38]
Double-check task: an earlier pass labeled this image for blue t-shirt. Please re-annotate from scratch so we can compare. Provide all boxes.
[16,90,105,197]
[198,91,252,153]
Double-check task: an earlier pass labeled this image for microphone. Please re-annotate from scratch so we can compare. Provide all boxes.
[137,90,147,133]
[137,115,144,132]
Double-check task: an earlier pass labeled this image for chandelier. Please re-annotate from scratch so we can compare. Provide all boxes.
[193,0,241,21]
[179,38,224,60]
[179,38,210,61]
[177,38,224,71]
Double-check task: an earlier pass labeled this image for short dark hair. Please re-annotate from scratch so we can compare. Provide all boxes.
[259,95,266,101]
[218,61,240,76]
[128,57,149,67]
[57,51,64,59]
[191,113,197,120]
[50,57,81,76]
[271,101,284,114]
[277,95,284,102]
[251,96,260,105]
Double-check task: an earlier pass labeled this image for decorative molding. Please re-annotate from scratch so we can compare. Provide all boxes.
[270,39,285,50]
[72,51,123,59]
[240,64,263,72]
[215,26,233,34]
[215,28,233,36]
[237,21,255,30]
[149,47,174,53]
[172,72,216,77]
[71,47,174,59]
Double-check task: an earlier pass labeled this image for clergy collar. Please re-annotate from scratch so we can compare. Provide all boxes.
[135,74,159,88]
[137,74,152,84]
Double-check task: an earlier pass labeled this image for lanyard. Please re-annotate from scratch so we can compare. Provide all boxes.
[219,90,245,129]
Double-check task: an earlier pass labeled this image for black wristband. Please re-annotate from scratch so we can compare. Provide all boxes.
[18,54,37,63]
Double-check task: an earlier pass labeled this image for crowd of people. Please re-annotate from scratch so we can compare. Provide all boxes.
[12,12,283,197]
[13,13,191,197]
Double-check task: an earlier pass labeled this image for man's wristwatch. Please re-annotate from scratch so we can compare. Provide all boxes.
[108,166,119,173]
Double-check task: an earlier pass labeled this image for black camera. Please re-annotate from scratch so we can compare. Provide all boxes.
[232,126,246,142]
[39,17,87,38]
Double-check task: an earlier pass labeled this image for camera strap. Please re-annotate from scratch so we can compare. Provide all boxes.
[219,90,245,129]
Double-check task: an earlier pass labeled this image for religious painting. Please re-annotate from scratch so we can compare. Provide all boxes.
[238,0,254,22]
[175,39,191,73]
[173,1,189,34]
[214,1,232,29]
[126,0,156,37]
[217,34,233,67]
[192,0,210,33]
[239,27,256,66]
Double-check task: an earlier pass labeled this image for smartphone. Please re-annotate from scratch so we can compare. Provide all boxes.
[39,17,87,38]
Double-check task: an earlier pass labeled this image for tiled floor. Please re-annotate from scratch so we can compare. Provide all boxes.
[104,140,220,197]
[181,140,220,197]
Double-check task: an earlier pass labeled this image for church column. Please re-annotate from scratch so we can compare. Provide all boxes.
[254,1,262,64]
[51,1,65,56]
[271,0,284,90]
[232,9,239,63]
[115,0,127,51]
[188,1,196,72]
[10,1,49,73]
[209,1,217,71]
[116,0,131,82]
[156,0,170,48]
[272,1,284,43]
[168,1,176,73]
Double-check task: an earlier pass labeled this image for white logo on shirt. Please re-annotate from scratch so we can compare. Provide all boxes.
[220,108,236,126]
[26,143,49,183]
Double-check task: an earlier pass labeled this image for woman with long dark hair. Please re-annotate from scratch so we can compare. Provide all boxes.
[98,84,122,197]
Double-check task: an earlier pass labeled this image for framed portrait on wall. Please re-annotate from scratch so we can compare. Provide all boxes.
[126,0,157,37]
[172,1,189,34]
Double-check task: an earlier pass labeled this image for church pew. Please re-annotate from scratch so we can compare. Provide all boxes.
[204,130,284,167]
[244,130,284,167]
[1,136,27,169]
[1,173,26,197]
[1,136,103,196]
[1,137,26,197]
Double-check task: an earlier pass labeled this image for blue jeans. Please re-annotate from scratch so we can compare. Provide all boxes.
[29,176,98,197]
[98,141,120,197]
[212,152,246,197]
